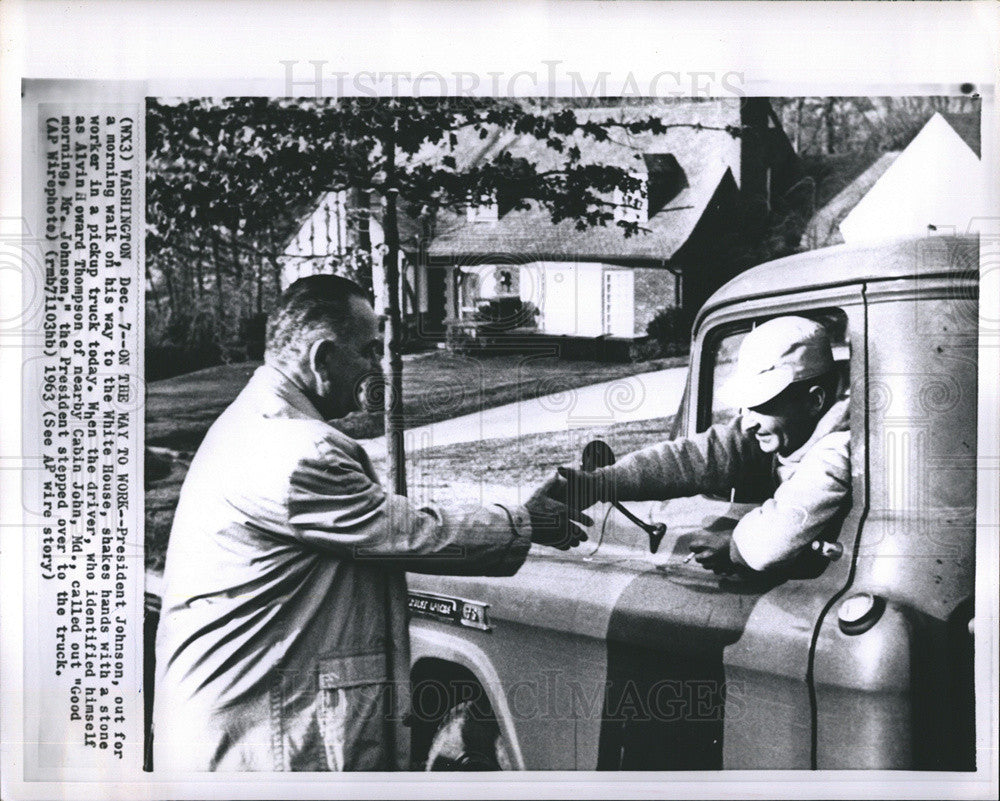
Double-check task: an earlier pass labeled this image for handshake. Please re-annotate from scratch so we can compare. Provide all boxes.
[522,463,616,551]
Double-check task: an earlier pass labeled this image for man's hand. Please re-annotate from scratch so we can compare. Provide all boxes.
[525,475,593,550]
[688,530,739,574]
[554,465,616,516]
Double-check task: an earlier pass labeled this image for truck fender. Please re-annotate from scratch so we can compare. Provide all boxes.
[410,626,527,770]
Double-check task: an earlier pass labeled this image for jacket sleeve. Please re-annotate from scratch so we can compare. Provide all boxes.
[282,441,532,576]
[600,418,762,502]
[731,431,851,571]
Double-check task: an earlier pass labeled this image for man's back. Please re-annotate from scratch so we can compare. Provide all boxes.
[154,364,405,771]
[153,361,545,771]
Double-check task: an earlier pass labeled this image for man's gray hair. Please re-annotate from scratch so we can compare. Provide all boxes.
[265,274,369,364]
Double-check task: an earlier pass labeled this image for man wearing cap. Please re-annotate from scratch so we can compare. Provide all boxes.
[556,316,850,574]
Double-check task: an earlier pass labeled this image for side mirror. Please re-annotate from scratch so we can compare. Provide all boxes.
[582,439,616,471]
[579,439,667,554]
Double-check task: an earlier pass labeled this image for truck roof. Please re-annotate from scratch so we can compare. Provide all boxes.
[697,234,979,326]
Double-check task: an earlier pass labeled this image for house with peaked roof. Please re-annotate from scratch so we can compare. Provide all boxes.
[800,111,983,250]
[279,187,429,323]
[279,99,802,353]
[422,99,799,346]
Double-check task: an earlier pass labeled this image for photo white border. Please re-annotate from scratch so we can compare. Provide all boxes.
[2,2,998,799]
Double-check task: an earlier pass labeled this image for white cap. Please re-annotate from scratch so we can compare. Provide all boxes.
[721,316,834,409]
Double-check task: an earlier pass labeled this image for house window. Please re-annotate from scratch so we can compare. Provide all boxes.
[602,269,634,337]
[467,192,499,223]
[613,174,647,225]
[603,272,613,334]
[495,268,515,294]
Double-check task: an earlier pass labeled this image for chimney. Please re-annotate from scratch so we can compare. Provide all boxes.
[739,98,771,236]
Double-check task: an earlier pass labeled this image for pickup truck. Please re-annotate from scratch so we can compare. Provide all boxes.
[406,234,979,771]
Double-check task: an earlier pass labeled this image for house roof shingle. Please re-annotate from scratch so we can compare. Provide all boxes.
[426,100,745,263]
[428,165,731,263]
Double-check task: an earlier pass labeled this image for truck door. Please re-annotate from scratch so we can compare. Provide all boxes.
[579,292,866,770]
[809,273,977,770]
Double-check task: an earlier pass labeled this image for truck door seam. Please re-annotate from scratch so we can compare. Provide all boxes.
[806,282,872,770]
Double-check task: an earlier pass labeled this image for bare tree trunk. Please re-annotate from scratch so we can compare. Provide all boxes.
[795,97,804,153]
[273,260,283,293]
[175,248,192,305]
[211,230,226,358]
[256,249,264,315]
[146,261,163,314]
[194,251,204,300]
[161,258,177,314]
[229,215,243,280]
[825,97,836,155]
[382,123,407,496]
[268,225,284,297]
[356,195,375,305]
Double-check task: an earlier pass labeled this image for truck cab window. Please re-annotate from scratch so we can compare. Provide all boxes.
[699,309,851,433]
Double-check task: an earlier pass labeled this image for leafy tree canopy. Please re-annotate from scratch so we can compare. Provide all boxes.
[146,96,737,258]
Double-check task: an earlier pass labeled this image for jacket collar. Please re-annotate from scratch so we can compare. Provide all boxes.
[246,364,374,467]
[777,397,850,467]
[249,363,325,422]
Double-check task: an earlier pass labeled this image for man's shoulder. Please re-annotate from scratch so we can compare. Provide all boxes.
[186,367,376,486]
[252,415,366,470]
[800,429,851,479]
[812,428,850,452]
[199,391,361,471]
[311,424,370,466]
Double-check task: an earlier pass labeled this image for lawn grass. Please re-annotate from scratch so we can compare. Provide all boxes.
[145,350,685,452]
[146,363,262,452]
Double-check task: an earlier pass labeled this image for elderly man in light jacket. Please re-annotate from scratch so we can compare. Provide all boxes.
[557,315,850,574]
[153,275,587,772]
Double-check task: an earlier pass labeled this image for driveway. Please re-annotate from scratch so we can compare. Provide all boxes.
[359,365,688,458]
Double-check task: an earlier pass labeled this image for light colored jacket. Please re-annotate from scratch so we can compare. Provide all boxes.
[606,400,851,570]
[153,365,532,771]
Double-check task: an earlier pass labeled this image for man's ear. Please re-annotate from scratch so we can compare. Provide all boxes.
[308,339,337,387]
[807,384,827,416]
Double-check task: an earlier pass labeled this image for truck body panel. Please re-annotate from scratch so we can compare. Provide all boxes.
[408,235,979,771]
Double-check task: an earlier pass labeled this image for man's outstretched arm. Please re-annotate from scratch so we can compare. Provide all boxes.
[285,442,587,576]
[556,417,763,507]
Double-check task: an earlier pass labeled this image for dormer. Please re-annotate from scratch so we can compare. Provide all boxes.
[467,191,499,223]
[613,154,689,224]
[613,171,647,225]
[643,153,688,217]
